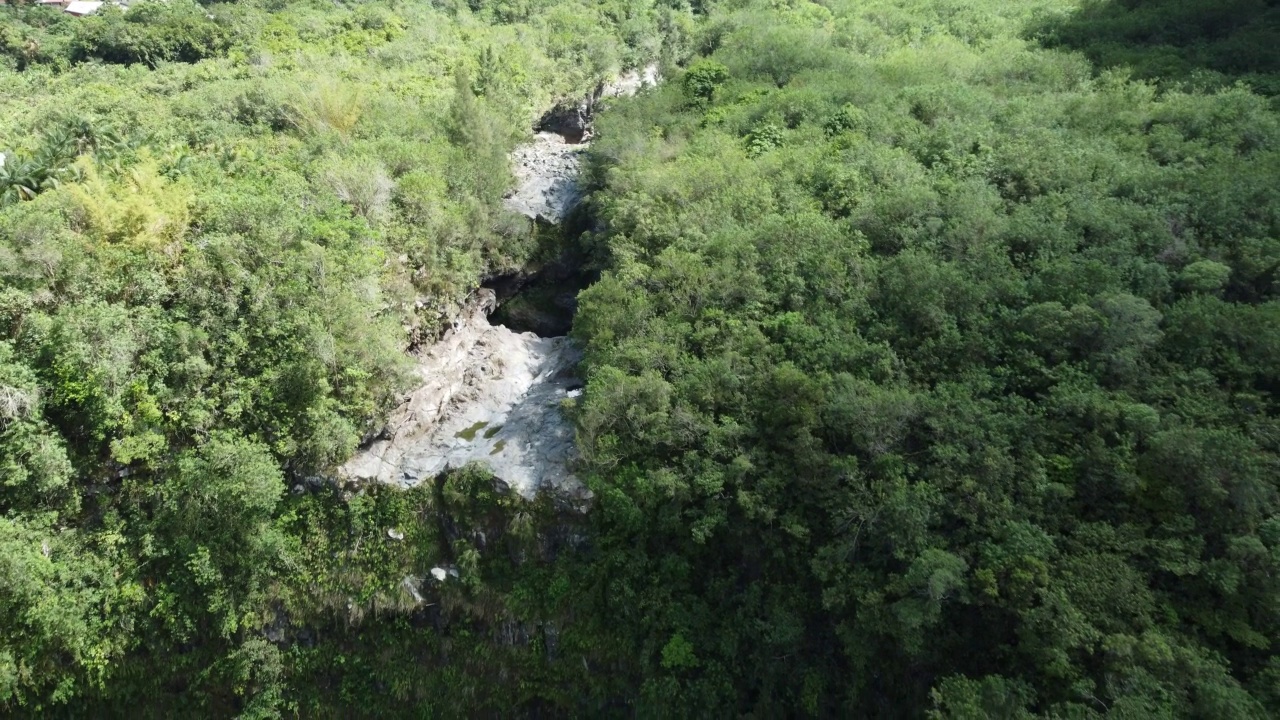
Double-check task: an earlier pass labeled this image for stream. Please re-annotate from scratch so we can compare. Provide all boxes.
[339,66,658,499]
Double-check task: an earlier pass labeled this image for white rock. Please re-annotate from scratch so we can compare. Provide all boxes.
[387,528,405,541]
[340,289,585,499]
[401,575,424,604]
[430,567,448,582]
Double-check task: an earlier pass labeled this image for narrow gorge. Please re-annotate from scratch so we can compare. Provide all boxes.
[340,67,659,499]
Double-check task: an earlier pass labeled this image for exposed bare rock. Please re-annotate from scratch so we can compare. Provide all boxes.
[346,67,662,496]
[599,64,661,100]
[505,134,586,224]
[401,575,425,605]
[504,64,660,223]
[340,290,584,499]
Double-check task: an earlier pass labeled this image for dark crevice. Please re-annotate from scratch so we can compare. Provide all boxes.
[534,88,603,144]
[481,262,597,338]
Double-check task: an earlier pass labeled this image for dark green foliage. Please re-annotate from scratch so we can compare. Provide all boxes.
[563,0,1280,715]
[1035,0,1280,95]
[682,57,728,102]
[0,0,232,70]
[0,128,79,206]
[70,1,232,67]
[1,0,1279,716]
[0,6,75,70]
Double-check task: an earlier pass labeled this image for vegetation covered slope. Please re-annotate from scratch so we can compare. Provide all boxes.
[1,0,1278,717]
[569,0,1280,716]
[0,0,690,714]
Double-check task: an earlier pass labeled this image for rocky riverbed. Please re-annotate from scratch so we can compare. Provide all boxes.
[340,290,584,498]
[503,64,659,223]
[505,133,586,224]
[342,66,658,497]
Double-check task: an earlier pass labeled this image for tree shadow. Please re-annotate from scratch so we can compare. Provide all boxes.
[1030,0,1280,96]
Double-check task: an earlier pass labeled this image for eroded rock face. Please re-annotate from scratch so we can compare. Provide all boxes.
[341,290,584,499]
[536,100,592,143]
[504,64,660,223]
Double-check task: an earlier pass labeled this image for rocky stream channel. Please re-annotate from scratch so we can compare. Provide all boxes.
[340,67,659,500]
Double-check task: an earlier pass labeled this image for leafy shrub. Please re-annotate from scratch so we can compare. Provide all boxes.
[744,120,782,155]
[1178,260,1232,293]
[683,58,729,103]
[231,84,293,131]
[70,0,231,68]
[319,156,394,224]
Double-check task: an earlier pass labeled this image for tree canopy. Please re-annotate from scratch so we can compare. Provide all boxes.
[0,0,1278,716]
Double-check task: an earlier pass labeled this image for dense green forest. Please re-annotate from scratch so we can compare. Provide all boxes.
[1,0,1279,716]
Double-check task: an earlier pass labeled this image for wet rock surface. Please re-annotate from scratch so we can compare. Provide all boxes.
[484,253,596,337]
[340,290,584,498]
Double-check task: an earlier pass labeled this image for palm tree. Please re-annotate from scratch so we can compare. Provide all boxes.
[0,147,69,206]
[0,120,99,206]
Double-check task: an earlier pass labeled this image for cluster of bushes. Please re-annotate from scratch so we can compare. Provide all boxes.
[1034,0,1280,96]
[71,1,232,67]
[0,0,230,69]
[566,0,1280,715]
[0,0,691,713]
